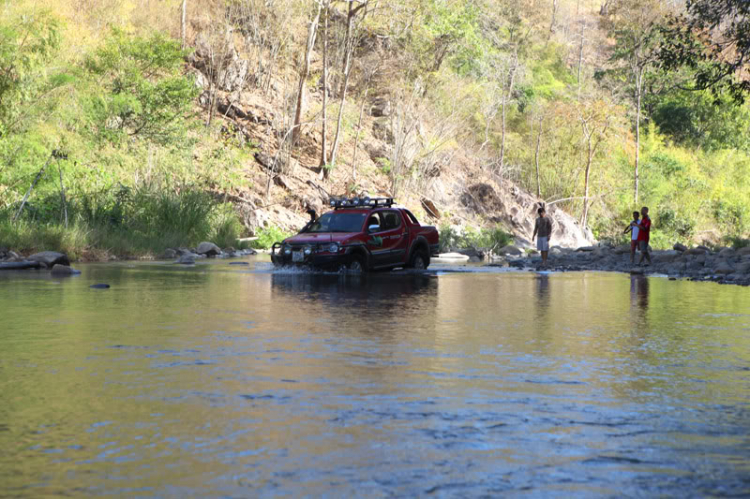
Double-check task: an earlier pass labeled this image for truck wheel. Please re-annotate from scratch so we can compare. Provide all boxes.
[408,249,428,270]
[347,255,365,273]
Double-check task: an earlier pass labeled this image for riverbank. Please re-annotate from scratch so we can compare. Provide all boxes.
[6,240,750,287]
[487,244,750,286]
[0,242,257,273]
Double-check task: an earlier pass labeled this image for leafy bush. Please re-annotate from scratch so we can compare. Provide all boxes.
[84,29,197,144]
[726,237,750,249]
[438,224,513,252]
[250,225,293,250]
[210,204,243,249]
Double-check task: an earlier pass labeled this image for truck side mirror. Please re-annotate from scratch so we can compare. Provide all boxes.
[368,224,380,233]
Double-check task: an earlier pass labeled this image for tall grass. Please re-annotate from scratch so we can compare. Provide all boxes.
[0,187,245,259]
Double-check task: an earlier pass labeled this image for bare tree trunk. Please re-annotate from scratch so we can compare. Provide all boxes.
[330,1,357,169]
[181,0,187,49]
[549,0,559,34]
[498,54,518,172]
[534,114,543,198]
[634,67,643,204]
[577,20,585,92]
[58,159,68,228]
[351,88,369,181]
[319,4,330,179]
[292,4,321,145]
[582,128,592,228]
[13,155,53,223]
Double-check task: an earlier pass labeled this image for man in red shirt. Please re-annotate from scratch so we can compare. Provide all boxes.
[637,206,652,266]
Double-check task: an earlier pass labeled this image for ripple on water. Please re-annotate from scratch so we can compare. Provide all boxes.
[1,266,749,496]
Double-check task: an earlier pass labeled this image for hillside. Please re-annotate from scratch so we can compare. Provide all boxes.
[1,0,748,259]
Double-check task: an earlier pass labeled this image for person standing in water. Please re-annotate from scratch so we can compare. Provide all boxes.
[624,211,640,264]
[533,207,553,268]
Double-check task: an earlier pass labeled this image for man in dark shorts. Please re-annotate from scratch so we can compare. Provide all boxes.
[637,206,652,266]
[532,207,553,268]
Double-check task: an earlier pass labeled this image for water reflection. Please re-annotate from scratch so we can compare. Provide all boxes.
[1,264,749,497]
[535,273,551,310]
[270,272,437,310]
[630,275,650,313]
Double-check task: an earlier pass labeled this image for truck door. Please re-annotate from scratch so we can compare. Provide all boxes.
[381,210,408,264]
[366,210,404,267]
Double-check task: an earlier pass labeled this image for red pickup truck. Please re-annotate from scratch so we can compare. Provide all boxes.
[271,198,439,272]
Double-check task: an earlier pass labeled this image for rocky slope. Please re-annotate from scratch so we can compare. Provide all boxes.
[187,22,595,250]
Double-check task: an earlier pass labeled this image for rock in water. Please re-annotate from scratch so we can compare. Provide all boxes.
[674,243,688,252]
[27,251,70,268]
[196,242,221,257]
[0,261,43,270]
[175,254,196,265]
[50,264,81,276]
[229,261,249,266]
[497,245,524,256]
[161,248,177,260]
[90,284,110,289]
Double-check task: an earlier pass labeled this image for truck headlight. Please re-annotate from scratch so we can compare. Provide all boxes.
[303,246,312,255]
[327,243,339,253]
[283,245,291,255]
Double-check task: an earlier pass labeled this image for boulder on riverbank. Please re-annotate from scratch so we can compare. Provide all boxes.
[27,251,70,268]
[196,242,222,257]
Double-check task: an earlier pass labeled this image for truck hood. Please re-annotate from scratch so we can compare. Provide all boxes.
[284,233,358,245]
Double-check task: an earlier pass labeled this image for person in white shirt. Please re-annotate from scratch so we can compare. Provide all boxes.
[623,211,640,264]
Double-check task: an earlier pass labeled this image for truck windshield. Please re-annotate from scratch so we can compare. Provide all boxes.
[307,212,367,233]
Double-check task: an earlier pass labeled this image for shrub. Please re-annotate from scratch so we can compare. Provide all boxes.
[250,225,293,250]
[438,224,513,252]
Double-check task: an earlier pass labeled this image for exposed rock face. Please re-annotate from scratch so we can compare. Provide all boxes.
[196,242,222,257]
[372,119,394,143]
[457,182,594,249]
[370,96,392,117]
[27,251,70,268]
[191,30,249,93]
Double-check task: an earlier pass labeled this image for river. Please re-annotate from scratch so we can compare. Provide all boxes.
[1,258,749,497]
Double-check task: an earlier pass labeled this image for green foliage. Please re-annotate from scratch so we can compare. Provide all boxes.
[84,29,197,144]
[0,11,61,135]
[1,187,245,257]
[250,225,293,250]
[650,90,750,151]
[439,224,513,252]
[726,237,750,249]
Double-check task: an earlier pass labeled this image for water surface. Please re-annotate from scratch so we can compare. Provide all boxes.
[1,260,749,497]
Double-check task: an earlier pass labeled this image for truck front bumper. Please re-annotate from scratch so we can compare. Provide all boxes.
[271,243,353,270]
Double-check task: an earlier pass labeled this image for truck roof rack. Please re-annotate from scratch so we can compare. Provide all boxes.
[330,197,394,209]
